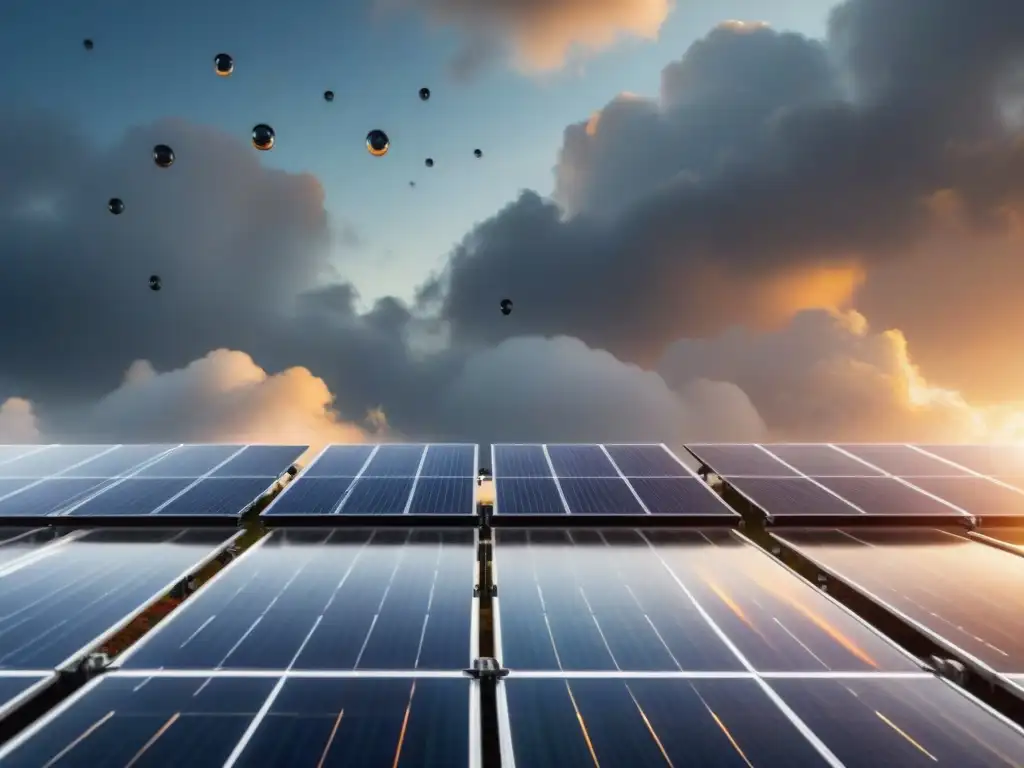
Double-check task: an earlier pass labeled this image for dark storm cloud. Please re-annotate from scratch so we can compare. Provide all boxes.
[430,1,1024,365]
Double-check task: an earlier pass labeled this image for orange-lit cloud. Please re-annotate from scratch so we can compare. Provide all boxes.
[0,398,41,443]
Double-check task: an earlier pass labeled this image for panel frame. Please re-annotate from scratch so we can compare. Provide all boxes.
[0,672,59,723]
[261,444,481,527]
[0,671,483,768]
[491,444,739,527]
[113,526,481,673]
[771,529,1024,706]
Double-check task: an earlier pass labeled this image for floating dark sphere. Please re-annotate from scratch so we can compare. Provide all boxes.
[425,158,434,168]
[419,87,430,101]
[149,275,162,292]
[366,129,390,157]
[323,90,334,102]
[500,298,513,316]
[409,181,416,187]
[153,144,175,168]
[214,53,234,76]
[252,124,275,151]
[474,149,482,158]
[83,39,94,51]
[107,197,124,215]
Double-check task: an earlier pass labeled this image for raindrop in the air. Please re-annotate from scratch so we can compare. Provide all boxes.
[149,275,162,292]
[419,87,430,101]
[153,144,175,168]
[324,90,334,102]
[214,53,234,77]
[474,149,483,158]
[252,124,276,151]
[83,39,94,51]
[500,299,513,316]
[366,129,390,157]
[425,158,434,168]
[107,198,124,215]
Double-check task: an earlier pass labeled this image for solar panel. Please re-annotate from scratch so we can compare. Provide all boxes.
[0,444,304,524]
[261,444,478,523]
[836,444,971,477]
[774,529,1024,680]
[0,673,474,767]
[491,444,738,523]
[918,444,1024,477]
[685,444,799,477]
[0,674,54,722]
[0,528,239,670]
[760,444,885,477]
[116,528,477,672]
[904,476,1024,519]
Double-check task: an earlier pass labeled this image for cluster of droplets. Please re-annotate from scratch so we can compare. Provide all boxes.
[89,43,509,314]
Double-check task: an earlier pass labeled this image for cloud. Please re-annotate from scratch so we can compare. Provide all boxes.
[0,398,42,443]
[382,0,671,74]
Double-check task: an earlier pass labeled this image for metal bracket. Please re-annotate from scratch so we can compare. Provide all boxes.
[463,657,510,680]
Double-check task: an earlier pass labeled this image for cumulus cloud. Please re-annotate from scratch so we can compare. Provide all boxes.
[0,398,42,443]
[382,0,671,74]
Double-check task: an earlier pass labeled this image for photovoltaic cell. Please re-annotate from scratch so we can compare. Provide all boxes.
[729,477,863,518]
[815,477,967,517]
[494,445,552,479]
[546,445,617,478]
[118,529,475,671]
[58,478,193,517]
[57,444,175,478]
[134,445,244,478]
[363,444,424,477]
[0,479,110,518]
[836,444,970,477]
[903,476,1024,517]
[761,444,884,477]
[262,477,354,517]
[0,528,236,669]
[558,478,646,515]
[338,477,414,515]
[603,444,688,478]
[406,477,474,515]
[419,444,475,477]
[0,446,111,478]
[0,446,41,465]
[0,530,62,569]
[153,477,273,517]
[0,675,50,719]
[208,444,306,478]
[919,444,1024,477]
[0,675,473,768]
[495,479,566,515]
[303,444,374,477]
[627,478,736,517]
[686,444,798,477]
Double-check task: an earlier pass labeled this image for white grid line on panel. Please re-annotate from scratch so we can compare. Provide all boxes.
[256,445,332,517]
[540,445,572,514]
[330,445,380,514]
[598,445,651,515]
[145,446,251,517]
[753,445,869,516]
[0,445,127,509]
[402,445,430,515]
[907,444,1024,498]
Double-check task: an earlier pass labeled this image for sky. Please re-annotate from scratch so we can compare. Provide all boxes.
[1,0,1023,448]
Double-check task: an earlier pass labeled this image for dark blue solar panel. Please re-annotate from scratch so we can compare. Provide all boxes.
[155,478,272,517]
[262,477,353,516]
[836,444,969,477]
[0,446,113,478]
[56,445,175,477]
[547,445,617,478]
[905,477,1024,517]
[0,675,48,717]
[135,445,243,478]
[407,477,474,515]
[686,445,798,477]
[628,478,736,516]
[729,478,863,517]
[495,478,565,514]
[363,444,424,477]
[209,445,306,478]
[560,478,646,515]
[0,480,38,501]
[494,445,552,479]
[0,479,110,518]
[303,445,374,477]
[815,477,966,516]
[419,445,475,477]
[338,477,414,514]
[761,445,883,477]
[604,445,688,477]
[61,478,193,517]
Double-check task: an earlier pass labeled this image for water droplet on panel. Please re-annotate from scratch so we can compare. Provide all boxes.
[366,129,390,157]
[214,53,234,76]
[252,124,276,151]
[153,144,175,168]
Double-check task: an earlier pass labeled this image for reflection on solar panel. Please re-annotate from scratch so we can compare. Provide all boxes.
[0,674,54,721]
[0,674,474,767]
[117,528,476,671]
[491,444,737,521]
[494,528,1024,766]
[0,444,305,523]
[0,528,238,670]
[262,444,478,521]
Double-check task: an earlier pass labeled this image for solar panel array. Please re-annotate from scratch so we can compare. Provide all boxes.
[491,443,738,522]
[687,443,1024,524]
[0,444,305,525]
[262,443,478,523]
